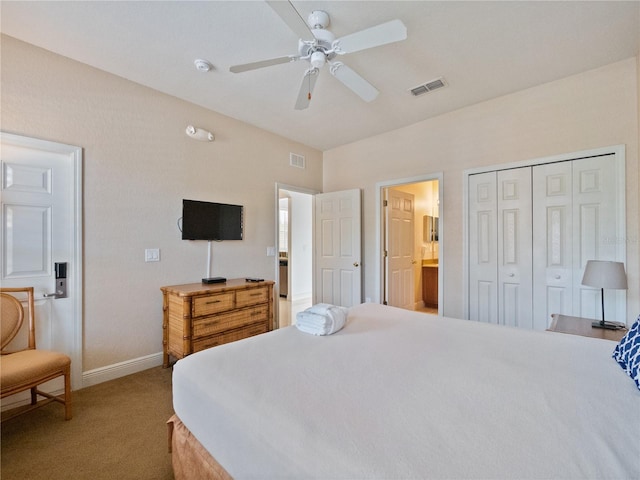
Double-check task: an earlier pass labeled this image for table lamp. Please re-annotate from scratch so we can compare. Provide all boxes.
[581,260,628,330]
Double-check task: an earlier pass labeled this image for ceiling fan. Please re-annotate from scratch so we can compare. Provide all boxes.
[229,1,407,110]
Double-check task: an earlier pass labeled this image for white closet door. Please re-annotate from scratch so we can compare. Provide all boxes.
[470,150,625,329]
[572,155,624,320]
[532,161,573,329]
[497,168,532,328]
[468,172,497,323]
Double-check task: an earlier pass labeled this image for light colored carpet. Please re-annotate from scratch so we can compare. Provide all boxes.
[1,366,174,480]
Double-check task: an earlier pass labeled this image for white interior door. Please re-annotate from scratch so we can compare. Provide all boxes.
[314,189,361,307]
[532,161,574,328]
[571,156,625,320]
[470,150,625,329]
[468,171,498,323]
[1,132,82,393]
[385,188,415,309]
[497,168,532,328]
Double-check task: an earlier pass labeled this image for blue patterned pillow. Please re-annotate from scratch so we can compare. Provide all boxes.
[612,316,640,390]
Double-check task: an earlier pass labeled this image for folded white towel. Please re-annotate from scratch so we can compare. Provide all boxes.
[295,304,348,336]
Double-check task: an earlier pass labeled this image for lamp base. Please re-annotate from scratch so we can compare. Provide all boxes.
[592,320,626,330]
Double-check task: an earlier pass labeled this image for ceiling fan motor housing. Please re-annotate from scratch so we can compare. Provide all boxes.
[308,10,330,29]
[298,26,336,61]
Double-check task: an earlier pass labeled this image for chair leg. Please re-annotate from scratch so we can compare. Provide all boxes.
[30,386,38,405]
[64,367,72,420]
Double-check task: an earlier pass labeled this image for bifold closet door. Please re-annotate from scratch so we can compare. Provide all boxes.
[532,161,574,329]
[571,156,622,320]
[532,155,622,328]
[496,167,532,328]
[470,153,624,329]
[468,168,532,326]
[468,172,498,323]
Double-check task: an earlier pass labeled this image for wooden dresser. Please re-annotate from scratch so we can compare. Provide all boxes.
[161,279,274,367]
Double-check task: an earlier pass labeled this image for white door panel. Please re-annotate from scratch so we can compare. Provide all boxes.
[314,189,361,307]
[533,161,573,329]
[471,150,625,330]
[1,133,82,394]
[468,172,498,323]
[572,156,623,320]
[385,189,415,309]
[497,168,532,328]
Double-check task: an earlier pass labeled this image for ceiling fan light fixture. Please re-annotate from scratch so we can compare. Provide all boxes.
[310,51,326,69]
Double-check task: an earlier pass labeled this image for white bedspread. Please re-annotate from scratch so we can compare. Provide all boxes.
[173,303,640,479]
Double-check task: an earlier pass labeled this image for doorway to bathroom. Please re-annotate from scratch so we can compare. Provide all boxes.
[379,175,442,315]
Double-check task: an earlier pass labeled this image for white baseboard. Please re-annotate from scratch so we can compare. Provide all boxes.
[81,352,164,388]
[1,352,165,412]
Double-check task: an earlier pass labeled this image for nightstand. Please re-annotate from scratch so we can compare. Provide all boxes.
[548,314,628,342]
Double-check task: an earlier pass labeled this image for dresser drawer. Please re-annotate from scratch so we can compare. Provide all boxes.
[192,321,269,353]
[236,286,269,308]
[193,305,269,338]
[192,292,235,317]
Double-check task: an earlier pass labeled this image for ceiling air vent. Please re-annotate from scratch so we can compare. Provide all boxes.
[410,77,448,97]
[289,152,305,169]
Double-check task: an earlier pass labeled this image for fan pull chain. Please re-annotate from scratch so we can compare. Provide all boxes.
[308,73,312,101]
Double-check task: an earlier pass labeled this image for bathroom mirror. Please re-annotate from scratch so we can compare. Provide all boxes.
[423,215,439,242]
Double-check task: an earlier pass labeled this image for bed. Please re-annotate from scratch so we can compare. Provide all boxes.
[169,302,640,479]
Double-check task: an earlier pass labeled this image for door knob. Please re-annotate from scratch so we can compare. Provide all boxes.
[353,262,360,267]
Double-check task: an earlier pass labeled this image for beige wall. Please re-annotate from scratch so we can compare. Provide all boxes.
[3,32,639,377]
[1,36,322,372]
[324,57,639,321]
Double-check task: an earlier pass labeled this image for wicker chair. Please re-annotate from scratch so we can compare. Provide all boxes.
[1,287,72,421]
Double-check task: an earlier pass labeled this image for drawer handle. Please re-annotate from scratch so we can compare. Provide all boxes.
[206,300,221,305]
[249,293,262,297]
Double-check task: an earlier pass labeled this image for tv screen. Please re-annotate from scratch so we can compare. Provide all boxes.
[181,199,243,241]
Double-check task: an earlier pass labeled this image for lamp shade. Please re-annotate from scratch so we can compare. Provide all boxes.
[581,260,628,290]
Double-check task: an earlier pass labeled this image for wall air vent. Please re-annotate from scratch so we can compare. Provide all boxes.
[410,77,448,97]
[289,152,305,169]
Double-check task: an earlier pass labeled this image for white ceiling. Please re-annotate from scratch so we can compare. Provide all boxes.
[1,1,638,151]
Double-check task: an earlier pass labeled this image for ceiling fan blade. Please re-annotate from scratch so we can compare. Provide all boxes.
[266,0,315,43]
[334,19,407,54]
[294,69,319,110]
[230,55,300,73]
[329,62,379,102]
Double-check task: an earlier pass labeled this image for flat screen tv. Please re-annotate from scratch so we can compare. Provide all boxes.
[181,199,243,241]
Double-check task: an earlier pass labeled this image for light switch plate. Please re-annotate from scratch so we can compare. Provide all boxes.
[145,248,160,262]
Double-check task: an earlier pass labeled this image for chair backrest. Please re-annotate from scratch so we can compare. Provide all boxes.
[0,287,36,352]
[1,293,23,349]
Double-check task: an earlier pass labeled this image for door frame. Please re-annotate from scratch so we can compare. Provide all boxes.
[274,182,319,328]
[1,131,83,389]
[462,144,626,320]
[375,173,444,313]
